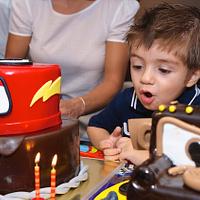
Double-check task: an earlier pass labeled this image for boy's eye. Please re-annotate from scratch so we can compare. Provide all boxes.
[132,65,142,70]
[159,68,171,74]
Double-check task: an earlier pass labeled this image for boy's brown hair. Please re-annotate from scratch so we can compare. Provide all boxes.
[126,3,200,70]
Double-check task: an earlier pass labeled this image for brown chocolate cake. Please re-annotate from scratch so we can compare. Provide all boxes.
[0,119,80,194]
[127,102,200,200]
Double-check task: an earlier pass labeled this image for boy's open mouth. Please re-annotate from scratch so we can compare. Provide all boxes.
[143,91,153,98]
[140,90,154,105]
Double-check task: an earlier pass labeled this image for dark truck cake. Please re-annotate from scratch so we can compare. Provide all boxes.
[127,102,200,200]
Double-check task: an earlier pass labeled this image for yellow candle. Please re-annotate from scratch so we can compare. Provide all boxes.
[50,154,57,200]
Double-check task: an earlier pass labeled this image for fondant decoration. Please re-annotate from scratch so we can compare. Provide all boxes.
[94,180,128,200]
[188,141,200,166]
[170,100,178,105]
[30,77,61,107]
[0,60,61,135]
[156,118,200,166]
[102,191,118,200]
[183,168,200,192]
[185,106,193,114]
[169,105,176,112]
[158,104,166,112]
[168,165,194,176]
[127,104,200,200]
[128,118,151,150]
[119,182,129,196]
[0,77,12,115]
[130,155,173,187]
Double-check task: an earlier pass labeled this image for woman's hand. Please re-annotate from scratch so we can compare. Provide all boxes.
[59,97,85,119]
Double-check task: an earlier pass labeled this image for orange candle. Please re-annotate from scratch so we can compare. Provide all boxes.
[34,152,41,199]
[50,154,57,200]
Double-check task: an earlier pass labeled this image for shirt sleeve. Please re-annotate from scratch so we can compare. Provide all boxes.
[107,0,140,42]
[88,91,126,134]
[9,0,32,36]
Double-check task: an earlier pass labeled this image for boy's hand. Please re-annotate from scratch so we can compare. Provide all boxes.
[116,137,149,165]
[103,148,121,161]
[99,126,122,149]
[116,137,133,162]
[99,126,122,161]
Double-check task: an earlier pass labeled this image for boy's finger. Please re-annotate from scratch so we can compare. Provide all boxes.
[104,154,120,162]
[99,140,113,149]
[111,126,122,137]
[103,148,121,156]
[116,137,131,148]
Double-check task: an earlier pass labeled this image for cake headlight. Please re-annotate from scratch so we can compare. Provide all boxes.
[0,77,12,115]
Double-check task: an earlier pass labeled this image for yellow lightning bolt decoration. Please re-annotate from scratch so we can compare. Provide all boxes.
[30,76,61,107]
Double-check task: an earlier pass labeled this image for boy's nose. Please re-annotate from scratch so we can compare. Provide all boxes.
[140,69,154,85]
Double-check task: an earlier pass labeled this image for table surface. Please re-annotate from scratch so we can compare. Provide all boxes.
[56,158,121,200]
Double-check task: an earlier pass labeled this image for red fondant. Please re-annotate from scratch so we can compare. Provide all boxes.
[0,63,61,135]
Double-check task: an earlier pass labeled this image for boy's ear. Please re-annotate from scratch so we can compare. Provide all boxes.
[186,69,200,87]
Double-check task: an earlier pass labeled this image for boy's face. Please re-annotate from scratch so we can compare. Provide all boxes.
[130,42,198,110]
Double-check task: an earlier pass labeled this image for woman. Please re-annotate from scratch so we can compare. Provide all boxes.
[0,0,10,58]
[6,0,139,139]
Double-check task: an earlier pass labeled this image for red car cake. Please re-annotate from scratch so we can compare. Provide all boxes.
[0,59,80,195]
[0,59,61,135]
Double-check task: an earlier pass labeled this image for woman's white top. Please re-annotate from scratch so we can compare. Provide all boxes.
[0,0,11,58]
[9,0,139,98]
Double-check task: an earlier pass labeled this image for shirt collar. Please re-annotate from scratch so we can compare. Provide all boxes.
[130,89,153,116]
[178,84,200,105]
[130,84,200,112]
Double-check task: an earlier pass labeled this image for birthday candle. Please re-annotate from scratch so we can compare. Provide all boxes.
[34,152,41,199]
[50,154,57,200]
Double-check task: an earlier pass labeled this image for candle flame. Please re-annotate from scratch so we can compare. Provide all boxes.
[35,152,40,164]
[51,154,58,167]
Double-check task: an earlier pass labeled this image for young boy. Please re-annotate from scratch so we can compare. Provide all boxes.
[87,3,200,165]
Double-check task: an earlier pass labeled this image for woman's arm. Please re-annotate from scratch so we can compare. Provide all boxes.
[82,41,129,113]
[5,33,31,58]
[60,41,129,118]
